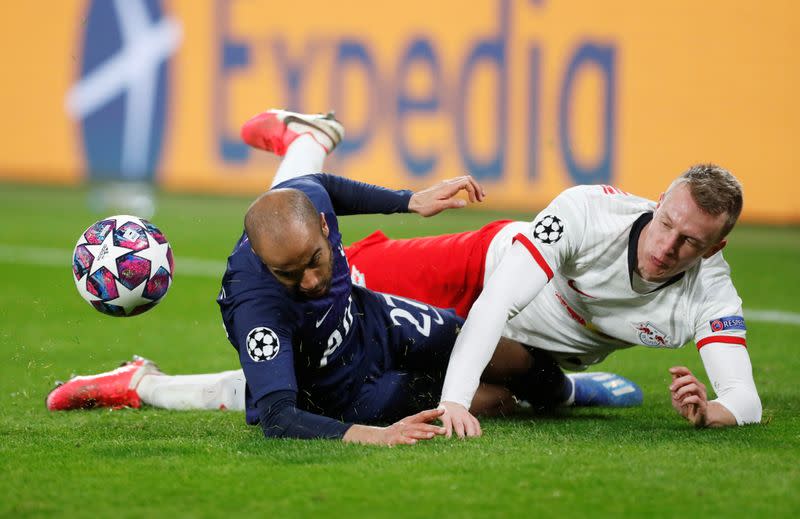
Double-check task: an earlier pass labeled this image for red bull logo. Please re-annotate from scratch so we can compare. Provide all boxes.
[633,321,671,347]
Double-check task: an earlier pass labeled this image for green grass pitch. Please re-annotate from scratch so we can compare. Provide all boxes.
[1,183,798,517]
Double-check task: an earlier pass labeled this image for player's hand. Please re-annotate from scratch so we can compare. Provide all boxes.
[344,408,447,446]
[408,175,486,217]
[378,408,448,446]
[438,401,482,438]
[669,366,709,428]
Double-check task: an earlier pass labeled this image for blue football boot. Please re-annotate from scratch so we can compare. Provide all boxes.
[566,372,643,407]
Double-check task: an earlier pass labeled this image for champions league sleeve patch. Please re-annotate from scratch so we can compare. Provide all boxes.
[245,326,280,362]
[533,215,564,244]
[709,316,746,333]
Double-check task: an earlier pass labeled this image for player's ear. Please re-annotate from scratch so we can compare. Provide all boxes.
[656,193,665,208]
[702,239,727,259]
[319,212,329,238]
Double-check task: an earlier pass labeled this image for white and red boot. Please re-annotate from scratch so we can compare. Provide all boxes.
[46,356,161,411]
[240,109,344,156]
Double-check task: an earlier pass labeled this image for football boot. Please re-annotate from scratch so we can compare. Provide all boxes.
[240,109,344,156]
[566,372,643,407]
[46,355,161,411]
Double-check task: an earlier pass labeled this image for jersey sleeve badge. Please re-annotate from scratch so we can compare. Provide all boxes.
[533,215,564,244]
[246,326,281,362]
[709,315,746,333]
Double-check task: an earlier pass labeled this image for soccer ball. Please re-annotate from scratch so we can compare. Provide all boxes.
[72,215,174,316]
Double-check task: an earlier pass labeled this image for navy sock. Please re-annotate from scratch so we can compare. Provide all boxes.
[508,347,569,409]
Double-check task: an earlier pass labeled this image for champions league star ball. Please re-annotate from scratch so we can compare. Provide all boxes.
[72,215,174,317]
[246,327,280,362]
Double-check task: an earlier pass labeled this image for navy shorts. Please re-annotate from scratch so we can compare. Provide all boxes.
[336,287,463,424]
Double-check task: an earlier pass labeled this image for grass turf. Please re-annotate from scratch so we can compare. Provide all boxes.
[1,184,798,518]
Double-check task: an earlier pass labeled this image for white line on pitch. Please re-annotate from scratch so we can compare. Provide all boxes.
[744,310,800,326]
[0,243,224,278]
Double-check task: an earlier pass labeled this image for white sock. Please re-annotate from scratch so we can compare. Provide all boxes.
[271,134,327,188]
[136,369,246,411]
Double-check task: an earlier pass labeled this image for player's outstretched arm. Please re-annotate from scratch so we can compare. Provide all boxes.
[669,366,737,427]
[436,245,550,438]
[258,392,445,444]
[314,173,483,217]
[408,175,486,217]
[343,408,447,446]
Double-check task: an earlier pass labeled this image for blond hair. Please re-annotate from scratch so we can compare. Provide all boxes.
[666,164,743,238]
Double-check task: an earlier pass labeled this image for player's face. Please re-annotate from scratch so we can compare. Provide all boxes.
[259,214,335,298]
[637,183,728,282]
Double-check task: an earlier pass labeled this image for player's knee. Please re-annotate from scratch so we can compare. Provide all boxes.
[470,383,516,417]
[483,338,533,383]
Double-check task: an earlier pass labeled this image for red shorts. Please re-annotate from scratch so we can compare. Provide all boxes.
[344,220,513,318]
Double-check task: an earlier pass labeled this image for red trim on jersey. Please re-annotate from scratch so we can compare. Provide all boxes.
[554,291,587,326]
[696,335,747,350]
[600,184,629,196]
[512,233,554,280]
[567,279,596,298]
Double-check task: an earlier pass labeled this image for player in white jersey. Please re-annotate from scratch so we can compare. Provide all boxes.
[483,187,741,368]
[433,166,760,436]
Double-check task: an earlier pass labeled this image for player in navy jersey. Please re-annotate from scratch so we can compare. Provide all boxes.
[219,172,471,442]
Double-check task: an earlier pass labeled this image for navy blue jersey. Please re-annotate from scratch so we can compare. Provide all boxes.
[218,174,422,424]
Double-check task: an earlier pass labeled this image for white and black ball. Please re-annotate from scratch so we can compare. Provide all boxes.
[533,215,564,244]
[246,327,280,362]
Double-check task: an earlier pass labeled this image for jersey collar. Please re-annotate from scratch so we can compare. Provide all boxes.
[627,212,685,293]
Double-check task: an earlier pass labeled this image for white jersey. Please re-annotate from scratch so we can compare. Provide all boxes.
[485,185,745,367]
[440,185,760,424]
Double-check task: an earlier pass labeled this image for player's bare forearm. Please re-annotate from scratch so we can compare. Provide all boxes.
[342,424,387,445]
[342,424,431,446]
